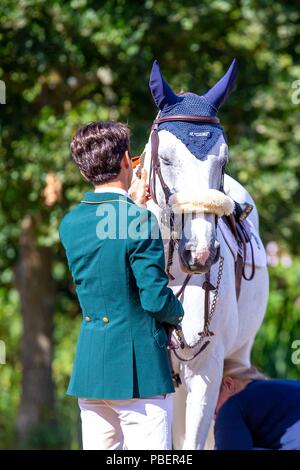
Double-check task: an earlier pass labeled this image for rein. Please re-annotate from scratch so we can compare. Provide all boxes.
[173,255,225,361]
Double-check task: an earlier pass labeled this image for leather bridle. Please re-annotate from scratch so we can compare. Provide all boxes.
[144,113,226,367]
[148,113,225,281]
[140,112,255,371]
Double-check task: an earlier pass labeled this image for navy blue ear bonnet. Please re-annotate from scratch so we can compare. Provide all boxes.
[149,60,238,158]
[158,92,225,158]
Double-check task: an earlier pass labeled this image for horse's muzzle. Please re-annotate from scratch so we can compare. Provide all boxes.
[179,239,220,274]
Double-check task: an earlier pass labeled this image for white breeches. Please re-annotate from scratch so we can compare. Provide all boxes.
[78,394,173,450]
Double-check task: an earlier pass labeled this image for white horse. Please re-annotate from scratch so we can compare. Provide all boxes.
[140,60,269,449]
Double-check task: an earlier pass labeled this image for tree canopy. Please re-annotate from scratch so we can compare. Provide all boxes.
[1,0,300,269]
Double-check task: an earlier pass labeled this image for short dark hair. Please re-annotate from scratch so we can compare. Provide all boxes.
[70,121,130,184]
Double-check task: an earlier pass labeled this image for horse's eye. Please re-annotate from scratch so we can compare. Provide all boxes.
[160,156,172,166]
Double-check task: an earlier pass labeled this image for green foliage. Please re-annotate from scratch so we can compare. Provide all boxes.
[252,259,300,380]
[0,0,300,449]
[0,293,82,450]
[0,289,21,449]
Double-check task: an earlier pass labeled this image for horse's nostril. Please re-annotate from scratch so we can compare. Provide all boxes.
[182,244,197,263]
[179,237,220,274]
[194,248,210,265]
[184,242,196,252]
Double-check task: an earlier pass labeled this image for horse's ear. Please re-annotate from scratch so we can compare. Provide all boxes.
[203,59,238,110]
[149,60,179,110]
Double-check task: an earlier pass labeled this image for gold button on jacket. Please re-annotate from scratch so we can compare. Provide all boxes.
[102,316,109,324]
[85,315,91,322]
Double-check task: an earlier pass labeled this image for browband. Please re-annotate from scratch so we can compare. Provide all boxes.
[152,115,220,128]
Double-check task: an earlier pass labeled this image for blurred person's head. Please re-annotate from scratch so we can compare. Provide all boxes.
[70,121,133,189]
[215,366,268,416]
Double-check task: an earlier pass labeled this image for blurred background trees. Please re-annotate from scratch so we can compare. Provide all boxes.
[0,0,299,449]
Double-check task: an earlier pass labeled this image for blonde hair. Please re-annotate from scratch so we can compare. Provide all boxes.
[224,366,268,383]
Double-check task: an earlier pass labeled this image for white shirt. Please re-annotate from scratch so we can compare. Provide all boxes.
[94,186,128,197]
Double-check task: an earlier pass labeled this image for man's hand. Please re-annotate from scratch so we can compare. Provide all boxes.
[163,323,184,350]
[129,168,151,207]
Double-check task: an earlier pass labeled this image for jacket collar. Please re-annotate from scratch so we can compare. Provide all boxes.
[94,186,128,197]
[81,191,134,204]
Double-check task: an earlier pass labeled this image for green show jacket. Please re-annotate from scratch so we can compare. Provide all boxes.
[59,191,184,399]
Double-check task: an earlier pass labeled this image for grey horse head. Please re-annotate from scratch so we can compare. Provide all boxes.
[146,60,237,274]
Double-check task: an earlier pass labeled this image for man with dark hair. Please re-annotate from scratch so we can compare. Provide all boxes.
[70,121,131,185]
[59,121,184,450]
